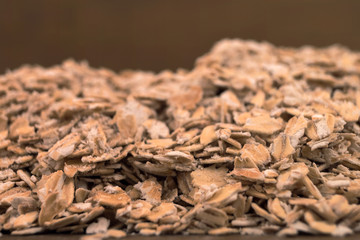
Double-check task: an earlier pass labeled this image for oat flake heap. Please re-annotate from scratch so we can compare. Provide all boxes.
[1,39,360,238]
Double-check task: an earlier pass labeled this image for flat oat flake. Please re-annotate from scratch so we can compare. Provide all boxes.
[1,39,360,237]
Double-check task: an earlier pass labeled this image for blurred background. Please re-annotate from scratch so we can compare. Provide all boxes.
[0,0,359,73]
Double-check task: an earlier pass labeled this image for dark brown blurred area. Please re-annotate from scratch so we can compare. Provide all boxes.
[0,0,359,73]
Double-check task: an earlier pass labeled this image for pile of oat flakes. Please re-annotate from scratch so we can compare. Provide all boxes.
[1,39,360,238]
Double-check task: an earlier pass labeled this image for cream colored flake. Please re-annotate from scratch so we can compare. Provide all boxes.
[146,138,176,148]
[86,217,110,234]
[200,125,217,146]
[113,98,153,140]
[143,119,170,139]
[271,133,295,161]
[304,211,336,234]
[68,202,92,213]
[276,163,309,191]
[38,192,67,226]
[196,206,228,227]
[134,177,162,205]
[9,117,35,139]
[209,227,239,235]
[191,165,228,189]
[220,90,242,109]
[243,116,283,135]
[48,133,81,161]
[250,90,265,107]
[241,143,271,167]
[106,229,126,238]
[13,211,38,229]
[44,214,81,230]
[147,202,177,223]
[305,114,335,140]
[229,168,265,182]
[92,189,130,208]
[327,195,352,219]
[251,203,282,225]
[335,101,360,122]
[0,182,15,194]
[206,183,244,207]
[129,200,153,219]
[284,115,307,147]
[11,227,44,235]
[80,206,105,224]
[268,198,286,220]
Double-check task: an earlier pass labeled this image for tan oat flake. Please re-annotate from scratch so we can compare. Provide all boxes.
[243,115,283,135]
[240,143,271,168]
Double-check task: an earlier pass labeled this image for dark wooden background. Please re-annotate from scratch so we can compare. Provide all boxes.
[0,0,359,73]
